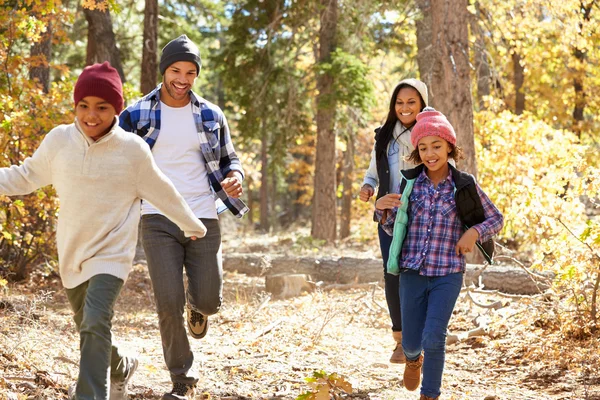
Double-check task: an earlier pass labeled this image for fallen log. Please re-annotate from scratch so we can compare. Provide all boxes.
[223,253,553,295]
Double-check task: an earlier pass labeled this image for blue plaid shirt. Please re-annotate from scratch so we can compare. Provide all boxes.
[119,84,248,218]
[401,170,503,276]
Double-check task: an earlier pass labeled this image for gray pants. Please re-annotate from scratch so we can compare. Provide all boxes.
[141,215,223,385]
[65,274,129,400]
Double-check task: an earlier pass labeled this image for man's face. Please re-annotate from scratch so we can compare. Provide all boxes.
[161,61,198,107]
[75,96,116,141]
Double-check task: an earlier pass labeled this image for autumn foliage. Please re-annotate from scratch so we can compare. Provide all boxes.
[0,1,73,280]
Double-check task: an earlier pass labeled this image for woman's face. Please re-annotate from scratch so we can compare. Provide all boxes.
[395,87,422,128]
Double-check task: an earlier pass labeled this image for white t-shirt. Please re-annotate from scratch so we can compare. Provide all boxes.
[141,102,218,219]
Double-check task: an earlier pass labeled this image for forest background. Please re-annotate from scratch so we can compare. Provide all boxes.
[0,0,600,398]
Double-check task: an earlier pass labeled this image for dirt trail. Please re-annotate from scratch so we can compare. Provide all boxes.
[1,262,597,400]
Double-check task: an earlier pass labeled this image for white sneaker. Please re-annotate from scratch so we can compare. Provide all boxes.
[67,383,76,399]
[110,357,139,399]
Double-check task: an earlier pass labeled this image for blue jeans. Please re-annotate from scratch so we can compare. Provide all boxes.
[400,270,463,398]
[379,225,402,331]
[65,274,127,400]
[141,215,223,385]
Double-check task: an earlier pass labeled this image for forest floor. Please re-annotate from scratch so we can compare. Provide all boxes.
[1,230,599,400]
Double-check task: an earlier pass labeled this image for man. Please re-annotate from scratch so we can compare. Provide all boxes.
[119,35,247,400]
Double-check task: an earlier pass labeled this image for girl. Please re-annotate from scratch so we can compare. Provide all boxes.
[359,78,428,363]
[376,107,504,399]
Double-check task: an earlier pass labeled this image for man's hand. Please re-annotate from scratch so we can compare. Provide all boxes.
[222,172,243,198]
[375,193,401,210]
[455,228,479,255]
[359,184,375,202]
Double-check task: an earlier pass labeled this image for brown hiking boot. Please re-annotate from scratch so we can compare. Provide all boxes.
[420,395,439,400]
[403,353,423,391]
[390,331,406,364]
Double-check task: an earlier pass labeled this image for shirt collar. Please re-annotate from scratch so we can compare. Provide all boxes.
[416,165,454,187]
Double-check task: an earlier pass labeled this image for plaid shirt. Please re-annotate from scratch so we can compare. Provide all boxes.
[401,170,503,276]
[119,84,248,218]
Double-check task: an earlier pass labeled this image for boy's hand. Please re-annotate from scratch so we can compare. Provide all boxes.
[222,172,243,198]
[375,193,402,210]
[455,228,479,255]
[359,184,374,202]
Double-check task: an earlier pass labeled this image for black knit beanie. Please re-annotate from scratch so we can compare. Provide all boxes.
[159,35,201,76]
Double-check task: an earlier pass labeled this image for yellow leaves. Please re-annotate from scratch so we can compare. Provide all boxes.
[297,370,352,399]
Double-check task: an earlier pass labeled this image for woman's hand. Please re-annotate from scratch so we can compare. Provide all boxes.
[375,193,402,210]
[455,228,479,255]
[359,184,374,202]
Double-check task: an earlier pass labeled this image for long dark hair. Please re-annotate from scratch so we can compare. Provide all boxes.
[375,82,426,157]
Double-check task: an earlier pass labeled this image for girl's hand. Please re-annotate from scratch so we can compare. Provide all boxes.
[359,184,375,202]
[375,193,402,210]
[455,228,479,255]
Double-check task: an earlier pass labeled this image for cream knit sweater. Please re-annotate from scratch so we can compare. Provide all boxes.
[0,117,207,288]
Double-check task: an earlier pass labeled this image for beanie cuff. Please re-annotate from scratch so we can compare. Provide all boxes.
[159,53,201,76]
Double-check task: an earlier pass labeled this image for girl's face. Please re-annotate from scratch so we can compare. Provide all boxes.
[395,87,422,127]
[417,135,452,172]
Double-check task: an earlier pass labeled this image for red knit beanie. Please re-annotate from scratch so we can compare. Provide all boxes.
[74,62,123,114]
[411,107,457,148]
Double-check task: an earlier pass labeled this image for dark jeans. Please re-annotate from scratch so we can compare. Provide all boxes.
[379,225,402,332]
[65,274,128,400]
[400,270,463,398]
[141,215,223,385]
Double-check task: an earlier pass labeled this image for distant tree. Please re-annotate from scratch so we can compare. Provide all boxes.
[312,0,338,242]
[29,19,53,93]
[141,0,159,94]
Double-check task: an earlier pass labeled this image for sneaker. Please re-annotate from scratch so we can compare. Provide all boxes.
[110,357,139,399]
[162,382,196,400]
[187,307,208,339]
[67,383,76,399]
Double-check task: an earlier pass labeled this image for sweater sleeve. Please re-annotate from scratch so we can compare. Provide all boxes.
[0,135,53,195]
[471,184,504,243]
[135,152,207,238]
[362,143,379,189]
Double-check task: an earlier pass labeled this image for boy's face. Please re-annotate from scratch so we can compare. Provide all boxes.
[75,96,117,141]
[417,135,452,172]
[161,61,198,107]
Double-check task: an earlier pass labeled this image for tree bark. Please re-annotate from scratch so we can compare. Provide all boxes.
[340,133,354,239]
[312,0,338,242]
[140,0,158,95]
[415,0,477,177]
[259,127,270,232]
[471,4,491,111]
[512,51,525,115]
[29,20,52,93]
[84,7,125,83]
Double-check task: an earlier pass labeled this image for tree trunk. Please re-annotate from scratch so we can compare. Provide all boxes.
[259,128,270,232]
[471,4,491,111]
[246,176,255,226]
[29,20,52,93]
[415,0,477,177]
[140,0,158,95]
[572,2,593,139]
[512,51,525,115]
[340,133,354,239]
[84,7,126,83]
[312,0,338,242]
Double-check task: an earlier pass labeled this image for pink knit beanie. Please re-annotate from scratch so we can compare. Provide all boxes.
[410,107,456,148]
[74,62,123,114]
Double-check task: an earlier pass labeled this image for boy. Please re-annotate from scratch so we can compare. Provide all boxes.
[0,62,207,400]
